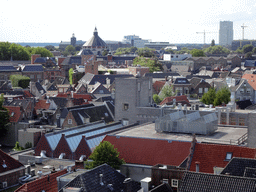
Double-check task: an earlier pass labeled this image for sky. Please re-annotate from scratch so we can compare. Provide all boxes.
[1,0,256,44]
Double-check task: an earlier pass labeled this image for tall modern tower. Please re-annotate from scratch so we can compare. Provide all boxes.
[219,21,233,46]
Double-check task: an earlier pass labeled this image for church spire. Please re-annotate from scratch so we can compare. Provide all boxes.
[94,27,98,36]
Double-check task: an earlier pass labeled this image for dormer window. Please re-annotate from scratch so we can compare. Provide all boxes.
[225,152,233,160]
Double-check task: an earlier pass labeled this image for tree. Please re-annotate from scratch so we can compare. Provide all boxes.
[27,47,54,57]
[44,45,55,51]
[245,52,253,59]
[211,39,215,47]
[252,47,256,54]
[65,45,76,55]
[10,75,30,88]
[136,47,156,57]
[176,47,190,54]
[213,87,231,106]
[153,94,162,104]
[201,87,231,106]
[0,94,10,137]
[242,44,254,54]
[69,68,74,85]
[235,47,243,54]
[85,141,125,169]
[190,49,205,57]
[133,56,162,72]
[102,49,109,56]
[159,84,175,100]
[201,87,216,105]
[0,42,30,61]
[204,45,230,54]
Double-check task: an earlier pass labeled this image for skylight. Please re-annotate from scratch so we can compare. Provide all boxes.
[225,152,233,160]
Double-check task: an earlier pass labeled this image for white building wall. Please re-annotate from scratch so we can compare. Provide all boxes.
[219,21,233,46]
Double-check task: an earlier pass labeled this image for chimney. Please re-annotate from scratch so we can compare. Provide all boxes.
[123,178,132,192]
[75,160,84,169]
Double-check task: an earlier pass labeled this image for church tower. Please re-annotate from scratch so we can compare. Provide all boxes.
[71,33,76,47]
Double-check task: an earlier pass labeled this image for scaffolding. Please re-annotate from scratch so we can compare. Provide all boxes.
[155,111,218,135]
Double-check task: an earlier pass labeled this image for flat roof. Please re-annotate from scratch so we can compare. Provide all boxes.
[114,123,247,145]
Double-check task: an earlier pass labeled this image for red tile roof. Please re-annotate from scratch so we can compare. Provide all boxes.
[5,106,22,123]
[34,99,50,113]
[153,81,165,94]
[189,143,256,174]
[0,149,24,173]
[160,95,190,105]
[15,169,67,192]
[23,90,34,98]
[242,74,256,90]
[103,135,191,166]
[56,93,92,101]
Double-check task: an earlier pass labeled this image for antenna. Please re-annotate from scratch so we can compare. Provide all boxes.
[241,23,248,41]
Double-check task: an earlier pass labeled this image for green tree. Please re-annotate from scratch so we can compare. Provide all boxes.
[165,49,175,54]
[153,94,162,104]
[136,47,156,57]
[245,52,253,59]
[27,47,54,57]
[133,57,162,72]
[13,141,24,151]
[102,49,109,56]
[176,47,190,54]
[159,84,175,100]
[10,75,30,88]
[69,68,74,85]
[201,87,216,105]
[44,45,55,51]
[235,47,243,54]
[213,87,231,106]
[0,93,10,137]
[211,39,215,47]
[204,45,230,54]
[65,45,76,55]
[190,49,205,57]
[252,47,256,54]
[130,46,138,53]
[85,141,125,169]
[242,44,254,54]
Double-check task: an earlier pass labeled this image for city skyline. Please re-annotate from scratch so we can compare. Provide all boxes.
[1,0,256,44]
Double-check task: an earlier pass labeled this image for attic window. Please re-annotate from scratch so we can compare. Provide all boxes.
[104,113,109,117]
[225,152,233,160]
[10,112,14,117]
[2,160,7,168]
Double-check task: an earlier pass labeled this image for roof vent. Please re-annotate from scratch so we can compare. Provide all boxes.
[37,170,42,178]
[2,160,7,168]
[100,174,104,185]
[107,184,114,191]
[59,153,65,159]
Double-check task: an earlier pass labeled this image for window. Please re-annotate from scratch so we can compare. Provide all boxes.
[171,179,178,188]
[199,88,203,94]
[204,88,208,93]
[30,74,34,79]
[247,89,251,93]
[225,152,233,160]
[240,88,244,93]
[68,119,72,124]
[123,103,129,111]
[56,114,60,119]
[37,74,41,79]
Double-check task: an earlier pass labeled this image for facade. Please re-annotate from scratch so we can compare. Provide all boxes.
[145,42,174,50]
[219,21,233,46]
[115,76,153,125]
[123,35,150,48]
[163,54,192,61]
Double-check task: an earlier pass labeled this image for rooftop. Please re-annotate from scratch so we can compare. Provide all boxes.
[113,122,247,145]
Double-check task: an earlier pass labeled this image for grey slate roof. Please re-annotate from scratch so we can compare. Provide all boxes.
[0,65,17,71]
[144,72,180,78]
[149,183,173,192]
[79,73,133,85]
[61,56,82,65]
[221,157,256,177]
[77,49,94,56]
[60,164,141,192]
[83,27,107,47]
[34,57,56,64]
[49,97,67,108]
[22,64,44,72]
[179,171,256,192]
[35,82,46,94]
[245,60,256,67]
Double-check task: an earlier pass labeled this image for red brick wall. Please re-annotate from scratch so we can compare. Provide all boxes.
[74,136,92,160]
[0,167,25,186]
[58,57,66,67]
[33,132,42,147]
[34,134,53,157]
[53,134,73,159]
[62,112,77,128]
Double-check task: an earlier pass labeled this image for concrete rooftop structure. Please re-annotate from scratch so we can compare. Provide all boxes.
[114,123,247,145]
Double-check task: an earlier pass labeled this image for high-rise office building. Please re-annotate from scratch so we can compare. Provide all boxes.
[219,21,233,46]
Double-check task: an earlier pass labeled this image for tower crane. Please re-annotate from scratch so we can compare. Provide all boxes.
[240,23,248,47]
[196,30,217,47]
